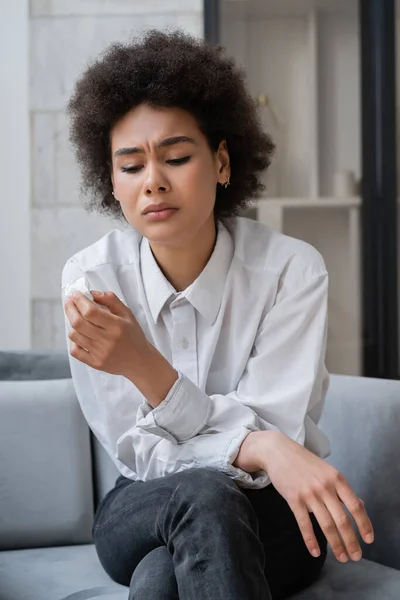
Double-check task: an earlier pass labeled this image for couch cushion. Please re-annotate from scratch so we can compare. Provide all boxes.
[0,544,126,600]
[293,552,400,599]
[0,378,93,550]
[1,545,399,600]
[320,375,400,571]
[0,350,71,381]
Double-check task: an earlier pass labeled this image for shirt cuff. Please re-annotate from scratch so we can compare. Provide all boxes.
[196,427,271,489]
[137,372,212,442]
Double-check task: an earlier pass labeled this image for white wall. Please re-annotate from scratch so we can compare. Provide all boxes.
[0,0,31,349]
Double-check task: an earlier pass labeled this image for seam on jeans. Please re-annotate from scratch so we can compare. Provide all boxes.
[93,491,172,532]
[162,481,213,600]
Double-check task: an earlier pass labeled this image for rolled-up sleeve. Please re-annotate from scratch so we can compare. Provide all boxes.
[135,374,212,442]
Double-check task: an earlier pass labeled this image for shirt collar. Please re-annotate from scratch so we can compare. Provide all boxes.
[140,237,176,324]
[140,221,234,325]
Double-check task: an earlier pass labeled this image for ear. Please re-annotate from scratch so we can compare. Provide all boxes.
[110,173,119,201]
[216,140,230,184]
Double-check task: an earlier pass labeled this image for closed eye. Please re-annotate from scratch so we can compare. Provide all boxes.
[121,156,191,174]
[121,165,142,173]
[167,156,191,165]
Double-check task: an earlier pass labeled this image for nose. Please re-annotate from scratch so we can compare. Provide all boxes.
[145,185,167,196]
[144,163,170,196]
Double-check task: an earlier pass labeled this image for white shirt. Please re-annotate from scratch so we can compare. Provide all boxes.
[61,217,330,489]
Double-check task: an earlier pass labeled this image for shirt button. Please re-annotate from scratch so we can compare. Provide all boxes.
[181,337,189,350]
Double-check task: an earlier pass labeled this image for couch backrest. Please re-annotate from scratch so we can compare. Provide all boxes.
[0,350,72,381]
[0,377,94,551]
[2,349,400,571]
[320,374,400,571]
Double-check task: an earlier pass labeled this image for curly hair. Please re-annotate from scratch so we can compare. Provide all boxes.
[67,28,275,222]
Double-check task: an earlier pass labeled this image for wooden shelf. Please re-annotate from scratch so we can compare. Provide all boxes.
[222,0,358,19]
[224,0,400,18]
[257,197,361,209]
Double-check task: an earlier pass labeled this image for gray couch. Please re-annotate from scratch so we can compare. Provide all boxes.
[1,350,400,600]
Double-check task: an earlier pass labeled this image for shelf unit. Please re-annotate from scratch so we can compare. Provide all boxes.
[221,0,363,375]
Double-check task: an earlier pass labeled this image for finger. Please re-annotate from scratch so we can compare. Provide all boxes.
[69,340,106,372]
[336,477,375,545]
[323,493,362,561]
[91,290,128,317]
[65,297,104,338]
[289,501,322,558]
[308,499,349,563]
[69,341,92,364]
[69,292,108,328]
[68,327,93,353]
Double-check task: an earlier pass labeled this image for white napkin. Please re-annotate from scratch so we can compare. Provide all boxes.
[64,276,95,302]
[64,276,128,308]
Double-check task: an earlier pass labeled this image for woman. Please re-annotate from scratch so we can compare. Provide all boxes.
[62,29,374,600]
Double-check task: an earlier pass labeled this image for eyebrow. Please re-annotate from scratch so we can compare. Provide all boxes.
[113,136,196,157]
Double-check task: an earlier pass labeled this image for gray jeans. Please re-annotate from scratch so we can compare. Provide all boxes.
[92,467,327,600]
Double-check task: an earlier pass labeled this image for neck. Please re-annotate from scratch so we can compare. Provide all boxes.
[149,217,217,292]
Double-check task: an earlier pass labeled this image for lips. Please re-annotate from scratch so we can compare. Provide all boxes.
[142,203,177,215]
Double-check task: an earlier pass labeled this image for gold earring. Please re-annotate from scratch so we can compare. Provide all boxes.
[224,177,231,188]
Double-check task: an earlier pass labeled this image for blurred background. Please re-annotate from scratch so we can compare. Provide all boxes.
[1,0,399,380]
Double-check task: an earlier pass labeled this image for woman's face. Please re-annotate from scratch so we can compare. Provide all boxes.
[110,103,230,246]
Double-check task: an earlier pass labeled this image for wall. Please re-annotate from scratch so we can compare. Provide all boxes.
[0,1,31,350]
[30,0,203,349]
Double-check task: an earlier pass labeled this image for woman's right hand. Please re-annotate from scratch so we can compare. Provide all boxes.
[234,430,375,563]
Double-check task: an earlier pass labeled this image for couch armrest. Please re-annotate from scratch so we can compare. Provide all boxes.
[320,374,400,570]
[0,378,94,550]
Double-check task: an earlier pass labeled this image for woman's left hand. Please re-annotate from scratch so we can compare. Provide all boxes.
[255,430,374,562]
[64,290,150,379]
